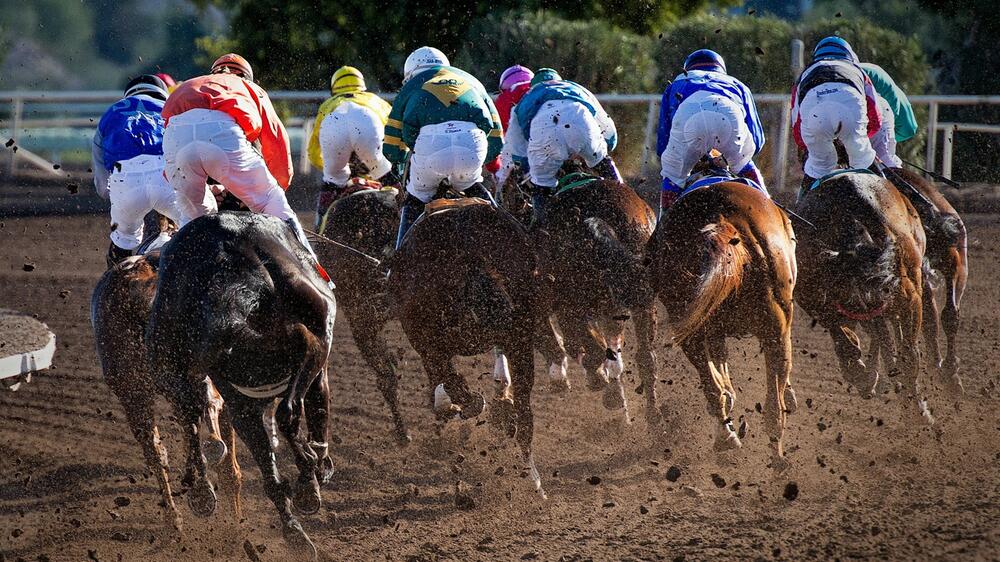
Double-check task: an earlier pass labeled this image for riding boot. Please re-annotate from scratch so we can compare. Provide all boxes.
[592,157,623,183]
[530,183,552,225]
[315,182,341,231]
[395,193,426,250]
[867,160,886,178]
[106,242,134,269]
[799,174,817,202]
[463,182,497,206]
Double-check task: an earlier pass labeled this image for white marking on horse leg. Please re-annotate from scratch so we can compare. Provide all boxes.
[493,350,512,399]
[523,452,546,499]
[433,384,461,419]
[547,356,570,391]
[604,348,624,381]
[918,399,935,425]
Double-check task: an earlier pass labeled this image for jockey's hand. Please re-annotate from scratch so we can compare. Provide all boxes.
[210,183,227,205]
[660,190,679,211]
[316,183,339,218]
[484,156,501,175]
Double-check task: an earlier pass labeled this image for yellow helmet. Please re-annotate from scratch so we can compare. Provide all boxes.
[330,66,366,95]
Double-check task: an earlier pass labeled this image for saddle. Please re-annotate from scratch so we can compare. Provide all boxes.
[678,156,764,201]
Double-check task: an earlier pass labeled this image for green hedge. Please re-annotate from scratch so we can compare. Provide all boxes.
[456,10,657,94]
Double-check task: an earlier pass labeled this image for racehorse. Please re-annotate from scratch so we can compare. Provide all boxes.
[532,176,659,427]
[887,167,967,393]
[794,171,932,423]
[91,217,243,532]
[146,213,336,558]
[388,197,545,496]
[314,183,411,444]
[647,179,797,464]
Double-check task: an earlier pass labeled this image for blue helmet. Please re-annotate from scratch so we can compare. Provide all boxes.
[683,49,726,73]
[813,36,859,63]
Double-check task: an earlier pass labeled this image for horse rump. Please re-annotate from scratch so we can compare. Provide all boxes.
[817,222,899,316]
[670,217,750,344]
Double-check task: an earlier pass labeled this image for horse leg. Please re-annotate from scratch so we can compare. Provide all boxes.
[344,303,410,444]
[761,305,793,470]
[863,318,893,387]
[920,274,944,374]
[559,315,609,393]
[681,333,741,451]
[632,304,660,430]
[940,247,967,393]
[304,367,335,484]
[214,406,243,519]
[422,353,484,420]
[120,391,181,532]
[274,393,322,516]
[202,376,229,466]
[827,320,877,398]
[597,315,629,417]
[535,315,569,392]
[895,293,934,426]
[507,326,545,498]
[228,397,316,558]
[162,371,217,518]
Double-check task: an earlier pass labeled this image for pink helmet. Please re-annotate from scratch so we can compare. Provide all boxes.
[499,65,534,92]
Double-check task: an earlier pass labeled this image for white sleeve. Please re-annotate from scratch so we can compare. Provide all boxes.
[497,110,527,186]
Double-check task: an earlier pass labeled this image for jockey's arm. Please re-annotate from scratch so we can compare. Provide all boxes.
[741,84,766,155]
[593,102,618,153]
[258,92,293,189]
[656,86,673,157]
[483,90,504,162]
[497,111,527,186]
[382,87,412,167]
[91,128,110,200]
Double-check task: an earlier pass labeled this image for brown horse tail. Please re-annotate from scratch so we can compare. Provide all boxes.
[671,218,750,345]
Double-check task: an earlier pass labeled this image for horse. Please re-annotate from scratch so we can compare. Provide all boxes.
[794,171,932,423]
[646,179,798,464]
[531,176,659,428]
[313,183,411,445]
[388,197,545,496]
[146,212,336,558]
[886,167,967,394]
[91,216,243,532]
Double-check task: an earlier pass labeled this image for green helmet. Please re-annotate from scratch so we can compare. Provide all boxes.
[531,68,561,86]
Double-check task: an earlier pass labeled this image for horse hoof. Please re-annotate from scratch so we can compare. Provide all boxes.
[737,418,749,439]
[187,479,217,518]
[315,455,335,486]
[459,393,486,420]
[713,426,742,452]
[202,437,228,466]
[586,368,610,392]
[769,455,791,472]
[394,428,413,446]
[918,400,936,426]
[547,360,570,393]
[784,386,798,414]
[282,519,318,560]
[602,381,626,410]
[294,476,322,515]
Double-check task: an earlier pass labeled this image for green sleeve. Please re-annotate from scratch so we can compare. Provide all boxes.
[383,85,411,166]
[862,63,918,142]
[483,89,504,161]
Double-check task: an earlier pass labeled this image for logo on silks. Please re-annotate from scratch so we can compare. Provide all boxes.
[422,69,471,105]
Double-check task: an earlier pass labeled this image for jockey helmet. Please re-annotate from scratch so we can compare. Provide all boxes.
[211,53,254,82]
[403,46,448,83]
[499,65,534,92]
[123,74,168,101]
[813,36,859,63]
[530,68,561,86]
[684,49,726,73]
[331,66,366,95]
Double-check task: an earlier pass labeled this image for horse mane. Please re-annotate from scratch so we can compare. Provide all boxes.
[671,217,750,344]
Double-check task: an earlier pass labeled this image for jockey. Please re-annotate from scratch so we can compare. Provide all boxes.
[488,65,534,177]
[497,68,620,223]
[307,65,394,227]
[657,49,767,215]
[859,62,917,169]
[385,47,503,249]
[161,54,317,258]
[91,74,181,266]
[792,37,882,191]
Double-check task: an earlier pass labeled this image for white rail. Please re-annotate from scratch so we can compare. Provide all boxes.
[1,90,998,186]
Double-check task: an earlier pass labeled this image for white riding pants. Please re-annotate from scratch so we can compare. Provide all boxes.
[318,102,392,185]
[528,100,607,188]
[660,90,755,186]
[799,83,876,178]
[108,154,181,250]
[407,121,487,203]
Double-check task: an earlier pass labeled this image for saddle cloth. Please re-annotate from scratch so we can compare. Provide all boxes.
[678,174,764,201]
[807,167,879,192]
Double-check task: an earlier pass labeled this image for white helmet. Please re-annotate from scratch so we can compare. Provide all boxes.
[403,46,449,83]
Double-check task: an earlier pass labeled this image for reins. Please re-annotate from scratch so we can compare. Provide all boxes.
[303,228,382,266]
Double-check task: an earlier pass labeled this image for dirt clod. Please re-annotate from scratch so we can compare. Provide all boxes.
[666,466,682,482]
[783,482,799,501]
[586,476,601,485]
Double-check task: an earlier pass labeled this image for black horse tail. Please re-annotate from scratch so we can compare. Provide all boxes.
[585,217,653,310]
[821,220,900,314]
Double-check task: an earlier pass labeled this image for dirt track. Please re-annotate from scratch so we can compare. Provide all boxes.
[1,205,998,561]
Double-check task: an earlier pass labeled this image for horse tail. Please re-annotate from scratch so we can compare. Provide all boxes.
[671,218,750,344]
[585,217,653,310]
[819,222,899,315]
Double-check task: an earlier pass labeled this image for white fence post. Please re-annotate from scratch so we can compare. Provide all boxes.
[300,118,313,175]
[941,124,955,179]
[8,96,23,174]
[640,98,659,178]
[925,101,939,172]
[775,39,804,193]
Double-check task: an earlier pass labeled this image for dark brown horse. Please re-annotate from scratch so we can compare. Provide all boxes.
[532,178,659,427]
[887,167,967,393]
[147,213,336,558]
[314,186,411,444]
[795,171,932,423]
[647,181,797,464]
[388,198,544,495]
[91,248,243,532]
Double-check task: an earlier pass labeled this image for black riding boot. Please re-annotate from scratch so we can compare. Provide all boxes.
[315,182,342,230]
[106,242,134,269]
[463,182,496,205]
[395,194,426,250]
[798,174,816,202]
[530,183,552,225]
[867,160,886,177]
[592,157,623,183]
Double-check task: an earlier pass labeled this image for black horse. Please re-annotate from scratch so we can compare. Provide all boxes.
[146,212,336,558]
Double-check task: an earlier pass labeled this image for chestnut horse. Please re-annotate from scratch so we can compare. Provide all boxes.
[887,167,967,393]
[647,181,797,464]
[795,171,932,423]
[147,213,336,558]
[91,219,242,532]
[388,198,544,495]
[532,178,659,427]
[314,186,412,444]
